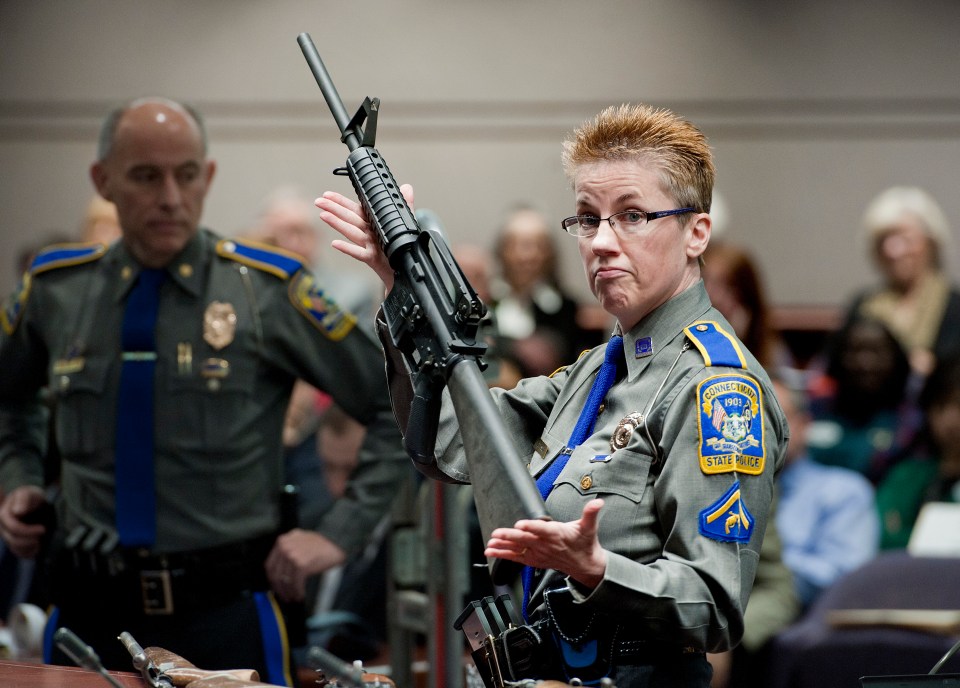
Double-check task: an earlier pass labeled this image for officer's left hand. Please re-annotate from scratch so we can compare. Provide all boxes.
[485,498,608,591]
[265,528,347,602]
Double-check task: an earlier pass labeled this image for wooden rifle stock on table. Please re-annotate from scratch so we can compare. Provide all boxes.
[119,632,266,688]
[296,30,549,585]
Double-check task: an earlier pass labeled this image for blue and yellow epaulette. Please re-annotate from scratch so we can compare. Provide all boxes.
[216,238,305,279]
[29,242,107,275]
[684,320,747,369]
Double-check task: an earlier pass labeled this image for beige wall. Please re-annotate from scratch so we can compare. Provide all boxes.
[2,0,960,307]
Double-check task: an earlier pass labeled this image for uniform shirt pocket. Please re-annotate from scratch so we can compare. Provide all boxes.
[159,352,259,449]
[54,356,116,459]
[551,447,659,549]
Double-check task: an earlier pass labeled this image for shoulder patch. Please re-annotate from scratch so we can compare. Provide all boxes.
[1,272,31,336]
[289,271,356,341]
[29,242,107,276]
[217,238,305,279]
[699,480,754,543]
[684,320,746,368]
[697,373,765,475]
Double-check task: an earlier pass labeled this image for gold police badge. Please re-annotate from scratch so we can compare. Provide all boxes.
[610,412,644,452]
[203,301,237,350]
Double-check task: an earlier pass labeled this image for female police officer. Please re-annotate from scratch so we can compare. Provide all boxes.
[316,103,788,688]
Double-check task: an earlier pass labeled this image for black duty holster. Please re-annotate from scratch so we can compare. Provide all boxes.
[455,594,552,688]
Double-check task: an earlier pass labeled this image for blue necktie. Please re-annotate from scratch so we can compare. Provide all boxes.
[521,335,625,618]
[115,268,166,547]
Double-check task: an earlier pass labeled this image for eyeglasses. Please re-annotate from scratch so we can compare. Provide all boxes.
[561,208,695,238]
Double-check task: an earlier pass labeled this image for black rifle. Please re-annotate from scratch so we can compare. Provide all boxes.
[297,32,547,584]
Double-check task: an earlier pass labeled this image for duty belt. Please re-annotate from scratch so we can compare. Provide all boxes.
[53,527,275,616]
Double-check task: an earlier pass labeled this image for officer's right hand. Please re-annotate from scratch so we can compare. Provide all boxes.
[0,485,48,559]
[315,184,416,292]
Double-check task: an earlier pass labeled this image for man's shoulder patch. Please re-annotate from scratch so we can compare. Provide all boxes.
[1,272,32,336]
[684,320,747,369]
[699,480,755,543]
[29,242,107,276]
[697,373,765,475]
[216,238,305,279]
[289,271,356,341]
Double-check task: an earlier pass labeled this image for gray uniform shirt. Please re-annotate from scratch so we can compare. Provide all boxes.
[0,229,407,556]
[398,282,788,652]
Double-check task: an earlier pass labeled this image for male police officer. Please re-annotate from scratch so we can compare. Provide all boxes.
[0,97,407,684]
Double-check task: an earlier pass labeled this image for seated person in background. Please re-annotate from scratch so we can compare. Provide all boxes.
[79,194,122,245]
[490,205,603,376]
[806,315,922,484]
[453,242,524,390]
[876,354,960,549]
[845,186,960,378]
[775,374,880,609]
[702,240,792,371]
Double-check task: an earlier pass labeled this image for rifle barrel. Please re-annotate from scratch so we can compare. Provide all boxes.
[297,32,359,150]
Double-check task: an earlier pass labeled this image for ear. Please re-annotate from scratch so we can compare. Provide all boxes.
[686,212,712,260]
[89,162,110,200]
[203,159,217,188]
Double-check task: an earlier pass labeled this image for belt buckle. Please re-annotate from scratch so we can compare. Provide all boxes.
[140,570,174,615]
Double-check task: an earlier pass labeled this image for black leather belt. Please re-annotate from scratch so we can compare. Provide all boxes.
[53,532,276,616]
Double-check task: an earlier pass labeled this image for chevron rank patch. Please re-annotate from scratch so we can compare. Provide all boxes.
[697,373,765,475]
[699,480,754,543]
[1,273,31,336]
[289,271,356,341]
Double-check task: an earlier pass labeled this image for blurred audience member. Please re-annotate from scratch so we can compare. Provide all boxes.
[253,186,377,326]
[776,374,880,609]
[806,316,921,484]
[250,186,392,660]
[702,241,790,370]
[79,195,121,245]
[876,354,960,549]
[454,242,524,390]
[490,206,602,376]
[846,186,960,377]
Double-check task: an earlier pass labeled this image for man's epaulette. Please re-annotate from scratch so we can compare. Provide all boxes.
[216,238,305,279]
[2,243,106,336]
[29,242,107,275]
[684,320,747,369]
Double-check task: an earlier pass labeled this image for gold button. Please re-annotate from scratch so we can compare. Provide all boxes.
[179,264,193,278]
[696,324,708,332]
[121,266,132,280]
[597,403,605,415]
[580,475,593,490]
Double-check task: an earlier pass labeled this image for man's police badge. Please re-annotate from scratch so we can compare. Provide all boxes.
[203,301,237,350]
[697,373,765,475]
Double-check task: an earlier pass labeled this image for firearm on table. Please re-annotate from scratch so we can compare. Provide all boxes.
[296,31,548,585]
[118,632,267,688]
[308,644,394,687]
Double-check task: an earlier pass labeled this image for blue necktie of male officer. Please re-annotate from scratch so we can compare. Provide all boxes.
[521,334,625,619]
[115,268,166,546]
